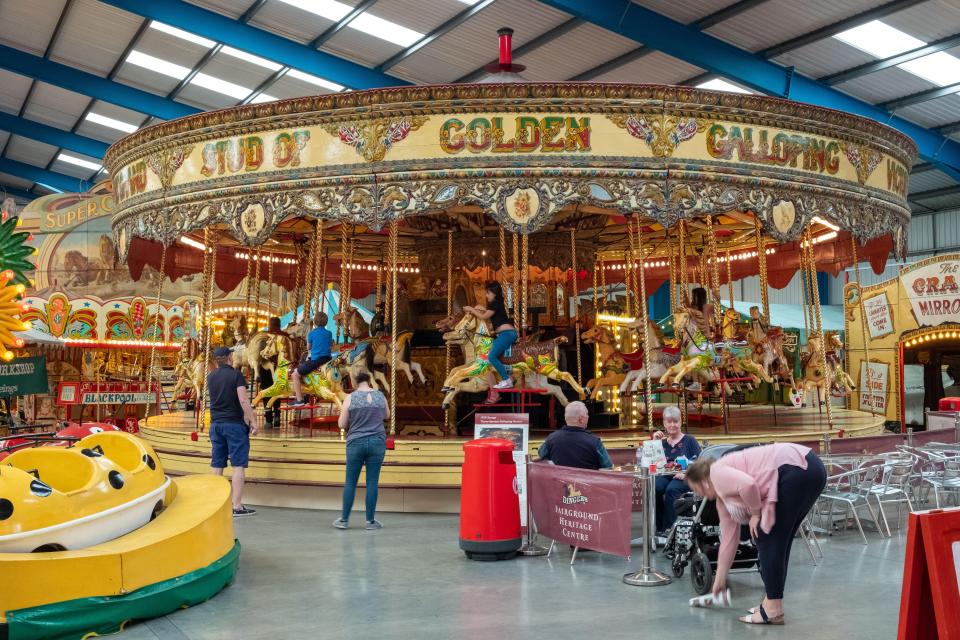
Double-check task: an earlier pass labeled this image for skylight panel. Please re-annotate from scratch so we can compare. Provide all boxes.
[191,73,253,99]
[149,21,215,48]
[85,112,138,134]
[250,94,278,103]
[126,50,191,80]
[221,47,283,71]
[58,154,102,171]
[899,51,960,86]
[286,69,345,92]
[697,78,753,94]
[274,0,351,21]
[350,12,423,47]
[833,20,924,58]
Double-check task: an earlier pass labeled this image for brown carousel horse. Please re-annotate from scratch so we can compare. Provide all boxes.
[746,307,794,389]
[581,325,627,400]
[335,307,426,385]
[825,331,856,394]
[436,313,585,409]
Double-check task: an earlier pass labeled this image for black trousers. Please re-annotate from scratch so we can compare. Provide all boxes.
[755,451,827,599]
[258,367,279,426]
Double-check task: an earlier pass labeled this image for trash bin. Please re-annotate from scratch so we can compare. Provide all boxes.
[940,397,960,411]
[459,438,521,561]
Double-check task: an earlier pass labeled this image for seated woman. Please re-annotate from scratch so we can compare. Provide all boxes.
[463,282,517,403]
[651,405,702,535]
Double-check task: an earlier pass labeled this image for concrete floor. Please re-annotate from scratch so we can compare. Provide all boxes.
[119,508,905,640]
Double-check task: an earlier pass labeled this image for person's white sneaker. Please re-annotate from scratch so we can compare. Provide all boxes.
[494,379,514,390]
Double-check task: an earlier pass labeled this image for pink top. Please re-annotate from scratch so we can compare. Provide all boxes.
[711,443,811,574]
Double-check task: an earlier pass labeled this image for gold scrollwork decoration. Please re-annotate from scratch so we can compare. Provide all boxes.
[322,116,429,162]
[610,114,705,158]
[840,142,883,185]
[146,145,194,189]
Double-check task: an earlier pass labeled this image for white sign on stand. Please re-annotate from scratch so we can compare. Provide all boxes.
[475,413,530,527]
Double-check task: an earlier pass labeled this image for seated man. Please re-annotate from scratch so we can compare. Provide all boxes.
[538,401,613,470]
[651,405,702,535]
[291,313,333,406]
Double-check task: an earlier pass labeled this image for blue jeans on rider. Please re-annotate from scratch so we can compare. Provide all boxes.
[488,329,518,380]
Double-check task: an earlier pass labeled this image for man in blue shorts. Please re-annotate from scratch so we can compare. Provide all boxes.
[291,313,333,406]
[207,346,258,517]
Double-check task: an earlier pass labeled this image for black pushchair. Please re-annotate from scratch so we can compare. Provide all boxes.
[661,444,761,595]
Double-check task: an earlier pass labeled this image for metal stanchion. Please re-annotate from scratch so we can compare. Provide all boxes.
[906,427,914,448]
[955,412,960,444]
[519,455,547,556]
[623,466,671,586]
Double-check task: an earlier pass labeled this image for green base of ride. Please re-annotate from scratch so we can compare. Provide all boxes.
[1,541,240,640]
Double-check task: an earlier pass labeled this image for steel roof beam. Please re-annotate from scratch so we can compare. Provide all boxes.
[0,44,197,121]
[882,81,960,110]
[759,0,929,59]
[0,184,40,203]
[822,32,960,85]
[379,0,497,72]
[570,0,776,82]
[0,158,89,193]
[0,112,109,159]
[536,0,960,177]
[937,120,960,135]
[97,0,409,89]
[910,184,960,200]
[311,0,379,48]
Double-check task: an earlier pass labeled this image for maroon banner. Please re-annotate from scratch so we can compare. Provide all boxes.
[528,462,634,558]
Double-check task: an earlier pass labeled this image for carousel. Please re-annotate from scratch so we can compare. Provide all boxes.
[103,31,916,510]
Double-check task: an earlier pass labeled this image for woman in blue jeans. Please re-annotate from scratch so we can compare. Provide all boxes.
[463,282,517,404]
[334,372,388,530]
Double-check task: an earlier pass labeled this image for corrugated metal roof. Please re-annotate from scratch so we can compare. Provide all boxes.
[248,0,346,45]
[389,0,571,83]
[834,66,935,105]
[49,0,142,77]
[186,0,251,20]
[911,168,960,193]
[50,153,102,180]
[705,0,881,53]
[22,82,90,130]
[517,22,639,82]
[896,94,960,129]
[0,171,33,191]
[589,50,703,84]
[323,28,405,69]
[0,70,33,114]
[772,37,875,80]
[5,135,57,167]
[0,0,65,56]
[922,194,960,212]
[885,0,960,43]
[260,73,341,100]
[372,0,468,39]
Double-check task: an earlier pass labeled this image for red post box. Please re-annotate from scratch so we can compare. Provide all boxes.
[459,438,521,561]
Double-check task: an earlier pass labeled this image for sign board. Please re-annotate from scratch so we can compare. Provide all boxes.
[898,508,960,639]
[639,439,667,468]
[863,292,895,339]
[528,462,635,557]
[0,356,48,396]
[56,381,158,406]
[475,413,529,526]
[859,361,889,414]
[900,258,960,327]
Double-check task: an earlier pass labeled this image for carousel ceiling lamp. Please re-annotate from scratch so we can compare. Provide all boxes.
[812,216,840,232]
[476,28,527,83]
[179,235,206,251]
[597,314,636,325]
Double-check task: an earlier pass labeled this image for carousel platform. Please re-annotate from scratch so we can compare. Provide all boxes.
[139,404,884,513]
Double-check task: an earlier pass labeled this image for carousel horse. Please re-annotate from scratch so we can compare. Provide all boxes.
[253,338,347,411]
[745,307,794,389]
[170,355,203,401]
[619,318,677,397]
[436,313,585,410]
[721,308,743,341]
[232,330,280,384]
[337,307,426,385]
[658,310,719,388]
[825,331,856,395]
[795,332,831,407]
[581,325,627,400]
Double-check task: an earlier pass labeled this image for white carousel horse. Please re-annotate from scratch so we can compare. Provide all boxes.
[794,332,831,407]
[619,318,675,397]
[581,325,627,400]
[826,331,856,394]
[337,308,426,385]
[437,313,584,410]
